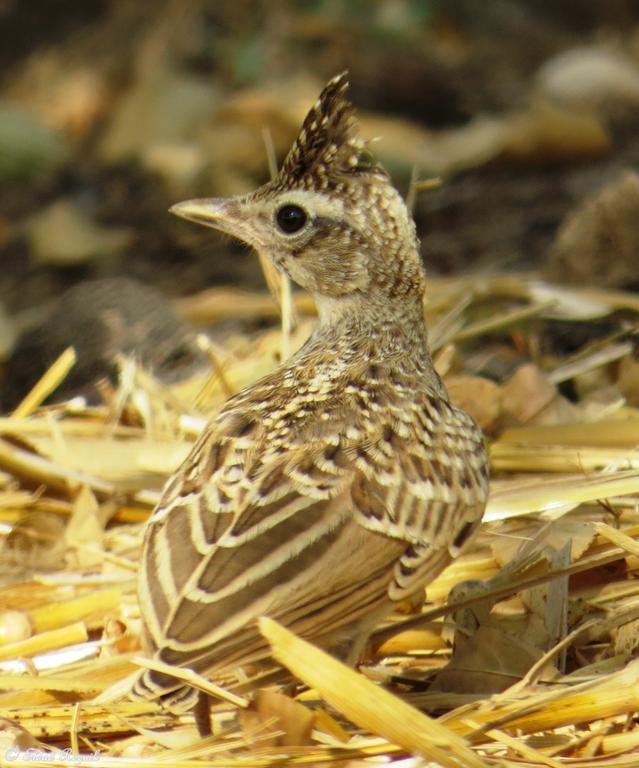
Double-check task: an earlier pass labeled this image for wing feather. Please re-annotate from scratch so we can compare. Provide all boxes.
[351,391,488,600]
[135,376,488,703]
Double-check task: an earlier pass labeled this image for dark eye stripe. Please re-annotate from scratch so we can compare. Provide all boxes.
[287,217,351,258]
[312,215,337,228]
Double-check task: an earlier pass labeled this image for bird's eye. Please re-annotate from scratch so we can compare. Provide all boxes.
[276,204,308,234]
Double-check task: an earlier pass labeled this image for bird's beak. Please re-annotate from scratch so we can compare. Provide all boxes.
[169,198,263,249]
[169,198,227,227]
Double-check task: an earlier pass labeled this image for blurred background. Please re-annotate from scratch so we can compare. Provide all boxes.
[2,0,639,406]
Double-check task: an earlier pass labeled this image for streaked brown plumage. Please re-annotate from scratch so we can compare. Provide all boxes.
[133,73,489,726]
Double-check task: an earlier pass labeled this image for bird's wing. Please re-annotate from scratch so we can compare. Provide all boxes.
[137,406,403,688]
[351,389,489,600]
[136,385,487,698]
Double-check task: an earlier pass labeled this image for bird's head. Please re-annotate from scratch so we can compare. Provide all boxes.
[171,73,425,314]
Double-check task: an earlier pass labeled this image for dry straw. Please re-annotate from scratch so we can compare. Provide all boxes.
[1,271,639,765]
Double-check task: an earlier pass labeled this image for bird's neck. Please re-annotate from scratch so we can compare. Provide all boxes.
[307,292,431,368]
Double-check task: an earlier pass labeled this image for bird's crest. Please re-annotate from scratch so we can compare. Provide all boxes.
[276,72,387,190]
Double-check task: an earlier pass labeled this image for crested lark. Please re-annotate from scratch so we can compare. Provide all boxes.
[133,73,489,728]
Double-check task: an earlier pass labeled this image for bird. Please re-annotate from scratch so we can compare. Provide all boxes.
[132,72,489,733]
[2,277,202,409]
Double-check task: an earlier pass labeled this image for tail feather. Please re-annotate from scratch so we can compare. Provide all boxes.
[130,668,199,714]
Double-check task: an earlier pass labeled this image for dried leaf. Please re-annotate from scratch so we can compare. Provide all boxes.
[65,486,104,567]
[240,689,314,747]
[501,363,558,425]
[431,623,545,694]
[445,375,501,434]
